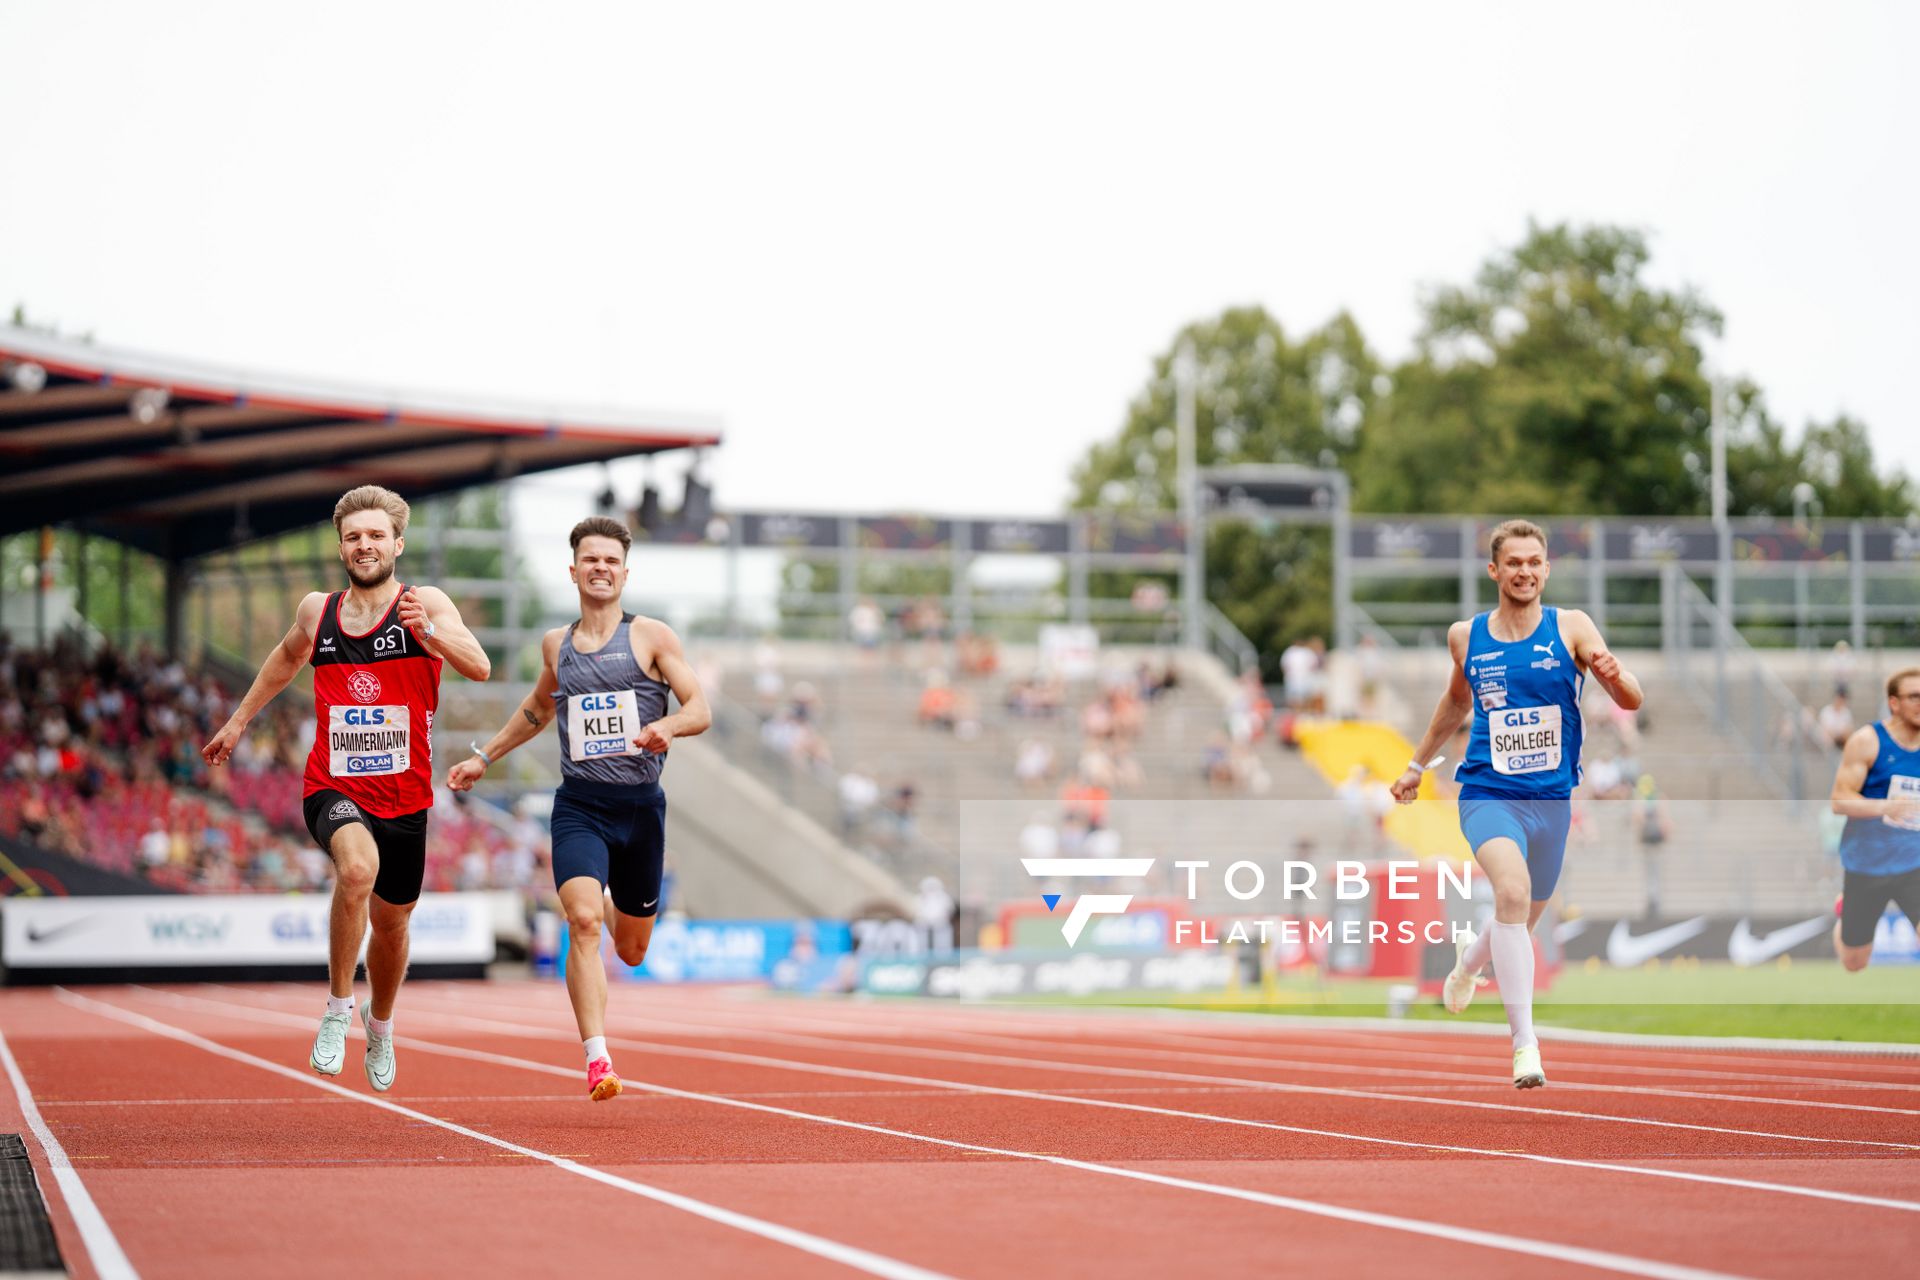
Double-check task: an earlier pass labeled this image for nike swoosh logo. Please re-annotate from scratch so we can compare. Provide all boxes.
[641,899,658,910]
[24,917,94,944]
[1728,914,1833,967]
[1605,916,1709,968]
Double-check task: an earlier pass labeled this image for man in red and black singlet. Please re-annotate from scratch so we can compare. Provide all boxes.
[204,485,490,1091]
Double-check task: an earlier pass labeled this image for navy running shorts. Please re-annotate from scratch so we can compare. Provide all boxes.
[549,777,666,918]
[1456,793,1573,901]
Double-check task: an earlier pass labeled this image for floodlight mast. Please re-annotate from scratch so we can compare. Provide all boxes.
[1176,341,1201,653]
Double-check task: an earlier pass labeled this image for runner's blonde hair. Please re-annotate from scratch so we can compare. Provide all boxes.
[332,486,410,538]
[1489,519,1547,563]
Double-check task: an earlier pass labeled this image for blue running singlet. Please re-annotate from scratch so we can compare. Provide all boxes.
[1838,722,1920,876]
[1454,606,1585,801]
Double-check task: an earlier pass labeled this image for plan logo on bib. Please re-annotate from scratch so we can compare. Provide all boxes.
[1019,857,1155,946]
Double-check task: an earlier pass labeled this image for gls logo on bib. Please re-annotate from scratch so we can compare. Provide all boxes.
[568,689,641,762]
[1489,705,1562,775]
[328,704,410,776]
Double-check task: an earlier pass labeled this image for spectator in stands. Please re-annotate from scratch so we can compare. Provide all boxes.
[1060,772,1110,830]
[1819,691,1855,750]
[1136,657,1178,702]
[1228,671,1271,745]
[918,671,958,730]
[916,876,957,951]
[839,767,880,836]
[752,638,785,713]
[1829,639,1857,699]
[956,631,999,678]
[1587,753,1629,801]
[1202,733,1235,789]
[847,597,886,650]
[885,781,918,842]
[1280,637,1319,712]
[1080,695,1113,742]
[1634,774,1670,919]
[1014,738,1056,788]
[1354,633,1384,718]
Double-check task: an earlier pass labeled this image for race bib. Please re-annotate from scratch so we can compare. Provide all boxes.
[568,689,640,763]
[328,705,410,777]
[1886,774,1920,831]
[1488,705,1562,776]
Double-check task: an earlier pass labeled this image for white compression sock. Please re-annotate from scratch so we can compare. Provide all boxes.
[327,994,354,1016]
[1460,927,1494,975]
[583,1036,609,1065]
[1487,921,1537,1049]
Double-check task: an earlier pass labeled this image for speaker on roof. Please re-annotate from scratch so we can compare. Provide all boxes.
[681,473,712,528]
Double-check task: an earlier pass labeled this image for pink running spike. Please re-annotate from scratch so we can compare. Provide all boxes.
[587,1057,622,1102]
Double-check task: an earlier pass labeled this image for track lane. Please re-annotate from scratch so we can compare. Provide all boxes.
[70,985,1776,1280]
[147,984,1919,1279]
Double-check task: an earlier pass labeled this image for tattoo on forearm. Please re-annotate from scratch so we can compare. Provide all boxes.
[522,708,539,727]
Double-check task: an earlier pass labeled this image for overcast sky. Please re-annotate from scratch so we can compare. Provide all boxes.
[5,1,1915,548]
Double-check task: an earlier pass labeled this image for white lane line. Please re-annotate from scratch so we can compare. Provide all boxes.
[53,991,951,1280]
[398,986,1920,1152]
[436,982,1920,1093]
[0,1022,140,1280]
[860,1024,1920,1118]
[511,990,1920,1117]
[109,988,1759,1280]
[164,985,1920,1217]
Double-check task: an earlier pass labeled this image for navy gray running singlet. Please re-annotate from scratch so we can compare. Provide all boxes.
[552,614,672,786]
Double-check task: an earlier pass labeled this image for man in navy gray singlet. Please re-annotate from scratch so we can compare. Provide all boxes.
[1390,519,1644,1089]
[1828,667,1920,970]
[448,516,711,1100]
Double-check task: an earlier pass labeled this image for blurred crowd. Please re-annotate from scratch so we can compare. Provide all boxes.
[0,633,546,899]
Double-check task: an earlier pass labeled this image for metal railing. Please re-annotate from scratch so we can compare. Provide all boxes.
[1202,603,1260,677]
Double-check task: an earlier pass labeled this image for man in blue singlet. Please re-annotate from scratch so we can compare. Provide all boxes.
[447,516,711,1100]
[1390,520,1644,1088]
[1828,667,1920,970]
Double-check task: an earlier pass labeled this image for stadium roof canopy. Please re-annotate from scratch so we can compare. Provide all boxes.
[0,327,723,561]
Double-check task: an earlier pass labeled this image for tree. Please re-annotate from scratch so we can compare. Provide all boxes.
[1067,308,1380,666]
[1069,222,1913,667]
[1070,307,1383,509]
[1356,222,1724,516]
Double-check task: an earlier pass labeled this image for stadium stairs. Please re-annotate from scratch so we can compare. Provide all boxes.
[704,643,1355,918]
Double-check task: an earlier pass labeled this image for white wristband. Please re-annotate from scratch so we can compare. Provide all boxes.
[469,742,494,767]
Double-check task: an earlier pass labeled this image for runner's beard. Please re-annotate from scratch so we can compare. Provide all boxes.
[347,558,395,588]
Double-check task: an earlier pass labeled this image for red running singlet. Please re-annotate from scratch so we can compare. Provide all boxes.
[302,586,443,818]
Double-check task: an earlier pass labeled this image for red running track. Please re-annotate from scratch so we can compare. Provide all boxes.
[1,980,1916,1279]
